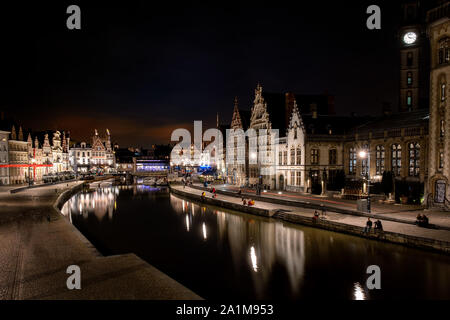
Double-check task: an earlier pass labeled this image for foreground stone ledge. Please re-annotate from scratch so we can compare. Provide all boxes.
[0,181,202,300]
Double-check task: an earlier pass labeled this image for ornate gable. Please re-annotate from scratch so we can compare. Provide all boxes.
[288,100,306,135]
[231,97,243,129]
[92,130,106,151]
[250,84,271,130]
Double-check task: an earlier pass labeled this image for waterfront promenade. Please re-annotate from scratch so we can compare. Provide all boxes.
[171,185,450,253]
[0,181,201,300]
[194,183,450,230]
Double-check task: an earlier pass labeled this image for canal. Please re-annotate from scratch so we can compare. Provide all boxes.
[61,185,450,300]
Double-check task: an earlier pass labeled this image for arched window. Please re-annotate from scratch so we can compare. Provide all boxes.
[407,91,412,110]
[361,144,369,177]
[349,147,356,174]
[392,144,402,176]
[407,52,413,66]
[376,145,385,175]
[296,148,301,165]
[408,142,420,176]
[290,148,295,165]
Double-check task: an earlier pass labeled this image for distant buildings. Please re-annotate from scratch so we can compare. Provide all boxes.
[70,129,115,175]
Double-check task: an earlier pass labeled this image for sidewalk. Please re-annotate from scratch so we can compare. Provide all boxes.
[172,185,450,252]
[197,183,450,230]
[0,182,201,300]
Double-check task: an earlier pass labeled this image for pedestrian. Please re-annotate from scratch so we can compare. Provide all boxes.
[363,217,372,234]
[201,191,206,202]
[237,189,242,196]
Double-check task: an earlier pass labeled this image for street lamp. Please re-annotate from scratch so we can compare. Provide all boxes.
[358,149,371,213]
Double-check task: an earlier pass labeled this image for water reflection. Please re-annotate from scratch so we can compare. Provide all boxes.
[353,282,366,300]
[62,186,450,300]
[169,194,306,296]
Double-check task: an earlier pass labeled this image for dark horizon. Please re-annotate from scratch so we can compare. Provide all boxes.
[1,1,402,146]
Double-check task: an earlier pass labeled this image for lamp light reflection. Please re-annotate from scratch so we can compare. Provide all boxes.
[250,246,258,272]
[353,282,366,300]
[202,223,207,240]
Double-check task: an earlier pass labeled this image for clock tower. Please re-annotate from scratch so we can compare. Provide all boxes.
[398,0,430,112]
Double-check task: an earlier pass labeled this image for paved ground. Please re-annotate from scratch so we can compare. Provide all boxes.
[202,183,450,229]
[175,185,450,243]
[0,181,201,300]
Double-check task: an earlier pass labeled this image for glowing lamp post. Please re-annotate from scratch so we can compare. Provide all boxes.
[359,149,371,213]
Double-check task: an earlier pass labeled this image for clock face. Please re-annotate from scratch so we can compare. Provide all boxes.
[403,32,417,45]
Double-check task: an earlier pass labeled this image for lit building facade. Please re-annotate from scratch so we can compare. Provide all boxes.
[0,130,9,185]
[427,2,450,206]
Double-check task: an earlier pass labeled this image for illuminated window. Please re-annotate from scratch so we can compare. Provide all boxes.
[441,83,446,102]
[349,147,356,174]
[311,149,319,165]
[407,72,413,85]
[376,145,385,175]
[439,151,444,169]
[408,142,420,176]
[392,144,402,176]
[361,144,369,177]
[440,120,445,138]
[407,91,412,109]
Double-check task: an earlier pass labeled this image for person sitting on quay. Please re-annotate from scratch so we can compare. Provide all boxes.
[237,189,242,196]
[363,217,372,234]
[312,210,319,222]
[242,197,247,206]
[415,214,429,227]
[201,191,206,202]
[248,199,255,206]
[374,219,383,233]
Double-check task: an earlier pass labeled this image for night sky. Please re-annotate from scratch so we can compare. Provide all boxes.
[1,1,401,146]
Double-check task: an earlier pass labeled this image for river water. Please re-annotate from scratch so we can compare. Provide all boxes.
[61,185,450,300]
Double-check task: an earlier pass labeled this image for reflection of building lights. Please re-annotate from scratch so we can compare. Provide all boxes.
[263,190,267,193]
[186,214,190,232]
[114,201,117,210]
[250,246,258,272]
[353,283,365,300]
[202,222,207,240]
